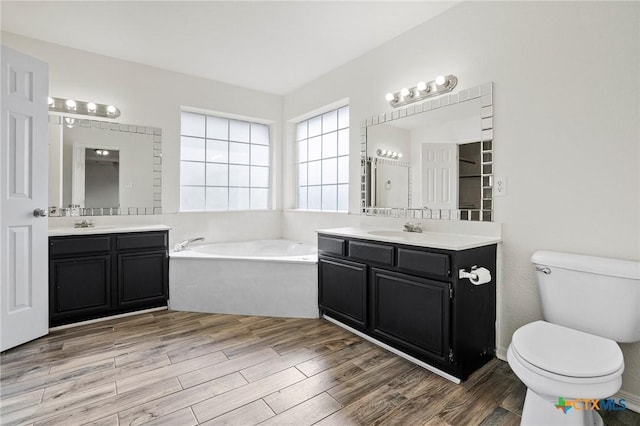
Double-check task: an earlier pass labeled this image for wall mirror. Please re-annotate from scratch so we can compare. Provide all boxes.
[361,82,493,221]
[48,116,162,216]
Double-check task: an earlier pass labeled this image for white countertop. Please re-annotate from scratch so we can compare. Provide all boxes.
[48,224,171,237]
[317,227,501,251]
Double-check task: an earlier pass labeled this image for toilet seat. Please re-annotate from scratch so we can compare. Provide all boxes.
[511,321,624,380]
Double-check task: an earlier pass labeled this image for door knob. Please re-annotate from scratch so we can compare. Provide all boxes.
[33,208,47,217]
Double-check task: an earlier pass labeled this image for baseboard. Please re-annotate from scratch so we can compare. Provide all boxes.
[496,346,507,361]
[614,390,640,414]
[49,306,168,331]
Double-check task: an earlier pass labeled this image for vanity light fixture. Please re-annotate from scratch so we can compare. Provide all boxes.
[376,148,402,160]
[95,149,110,156]
[48,96,121,119]
[385,74,458,108]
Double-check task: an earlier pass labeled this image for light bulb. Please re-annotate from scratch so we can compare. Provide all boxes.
[398,153,403,158]
[400,88,410,97]
[381,150,387,155]
[106,105,117,115]
[416,81,427,92]
[435,75,446,86]
[385,93,395,102]
[102,150,109,156]
[87,102,97,112]
[47,96,54,106]
[95,149,103,155]
[65,99,76,110]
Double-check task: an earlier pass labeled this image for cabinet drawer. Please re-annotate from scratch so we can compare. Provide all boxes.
[318,236,345,256]
[397,248,450,278]
[349,241,394,266]
[117,232,167,251]
[50,236,111,257]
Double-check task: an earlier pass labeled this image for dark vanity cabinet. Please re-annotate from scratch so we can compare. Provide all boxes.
[318,233,497,380]
[49,231,169,326]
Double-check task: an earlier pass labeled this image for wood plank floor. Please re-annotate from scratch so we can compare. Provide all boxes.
[1,310,638,425]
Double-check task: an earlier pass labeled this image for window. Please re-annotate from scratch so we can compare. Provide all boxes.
[296,106,349,211]
[180,111,270,211]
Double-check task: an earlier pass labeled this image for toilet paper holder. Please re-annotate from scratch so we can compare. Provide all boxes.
[459,265,481,280]
[458,265,492,285]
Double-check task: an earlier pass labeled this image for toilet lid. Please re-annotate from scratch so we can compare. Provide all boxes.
[511,321,624,378]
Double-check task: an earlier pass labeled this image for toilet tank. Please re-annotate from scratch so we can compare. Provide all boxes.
[531,250,640,343]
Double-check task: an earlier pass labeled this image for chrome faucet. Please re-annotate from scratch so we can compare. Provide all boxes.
[74,219,95,228]
[403,222,423,233]
[173,237,205,252]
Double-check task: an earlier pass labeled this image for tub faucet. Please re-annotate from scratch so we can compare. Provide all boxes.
[403,222,423,233]
[174,237,205,252]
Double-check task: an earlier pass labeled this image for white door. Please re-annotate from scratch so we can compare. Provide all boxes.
[1,45,50,351]
[71,144,86,207]
[421,143,458,210]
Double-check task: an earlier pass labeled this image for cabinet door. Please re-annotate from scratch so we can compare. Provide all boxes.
[50,255,111,322]
[117,250,168,308]
[371,268,450,363]
[318,257,367,328]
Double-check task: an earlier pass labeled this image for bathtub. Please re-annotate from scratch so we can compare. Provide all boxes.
[169,239,319,318]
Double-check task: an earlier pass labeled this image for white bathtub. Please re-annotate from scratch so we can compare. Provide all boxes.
[169,239,319,318]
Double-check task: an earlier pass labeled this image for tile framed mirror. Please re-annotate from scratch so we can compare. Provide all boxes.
[48,116,162,216]
[361,82,494,221]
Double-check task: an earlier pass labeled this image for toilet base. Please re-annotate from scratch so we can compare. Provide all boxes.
[522,389,603,426]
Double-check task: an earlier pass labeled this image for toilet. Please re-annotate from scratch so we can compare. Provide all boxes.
[507,250,640,426]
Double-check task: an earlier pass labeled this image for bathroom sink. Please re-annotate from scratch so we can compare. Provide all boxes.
[367,230,412,238]
[366,230,432,242]
[48,225,118,236]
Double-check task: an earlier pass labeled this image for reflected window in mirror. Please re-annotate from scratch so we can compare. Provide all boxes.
[362,83,493,221]
[296,105,349,211]
[180,111,271,211]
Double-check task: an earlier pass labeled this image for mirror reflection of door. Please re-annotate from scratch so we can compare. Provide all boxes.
[421,143,457,210]
[420,141,481,210]
[84,148,120,208]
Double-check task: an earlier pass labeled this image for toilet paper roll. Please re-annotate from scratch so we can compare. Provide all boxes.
[469,267,492,285]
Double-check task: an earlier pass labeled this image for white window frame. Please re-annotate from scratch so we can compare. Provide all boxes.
[179,110,271,211]
[295,105,349,212]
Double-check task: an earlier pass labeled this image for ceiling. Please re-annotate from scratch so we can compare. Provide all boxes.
[0,1,458,95]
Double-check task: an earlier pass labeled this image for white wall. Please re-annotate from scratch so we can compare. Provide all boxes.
[282,1,640,401]
[2,30,285,246]
[1,31,284,215]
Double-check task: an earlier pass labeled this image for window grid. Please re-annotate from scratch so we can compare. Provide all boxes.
[297,106,349,211]
[180,112,270,211]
